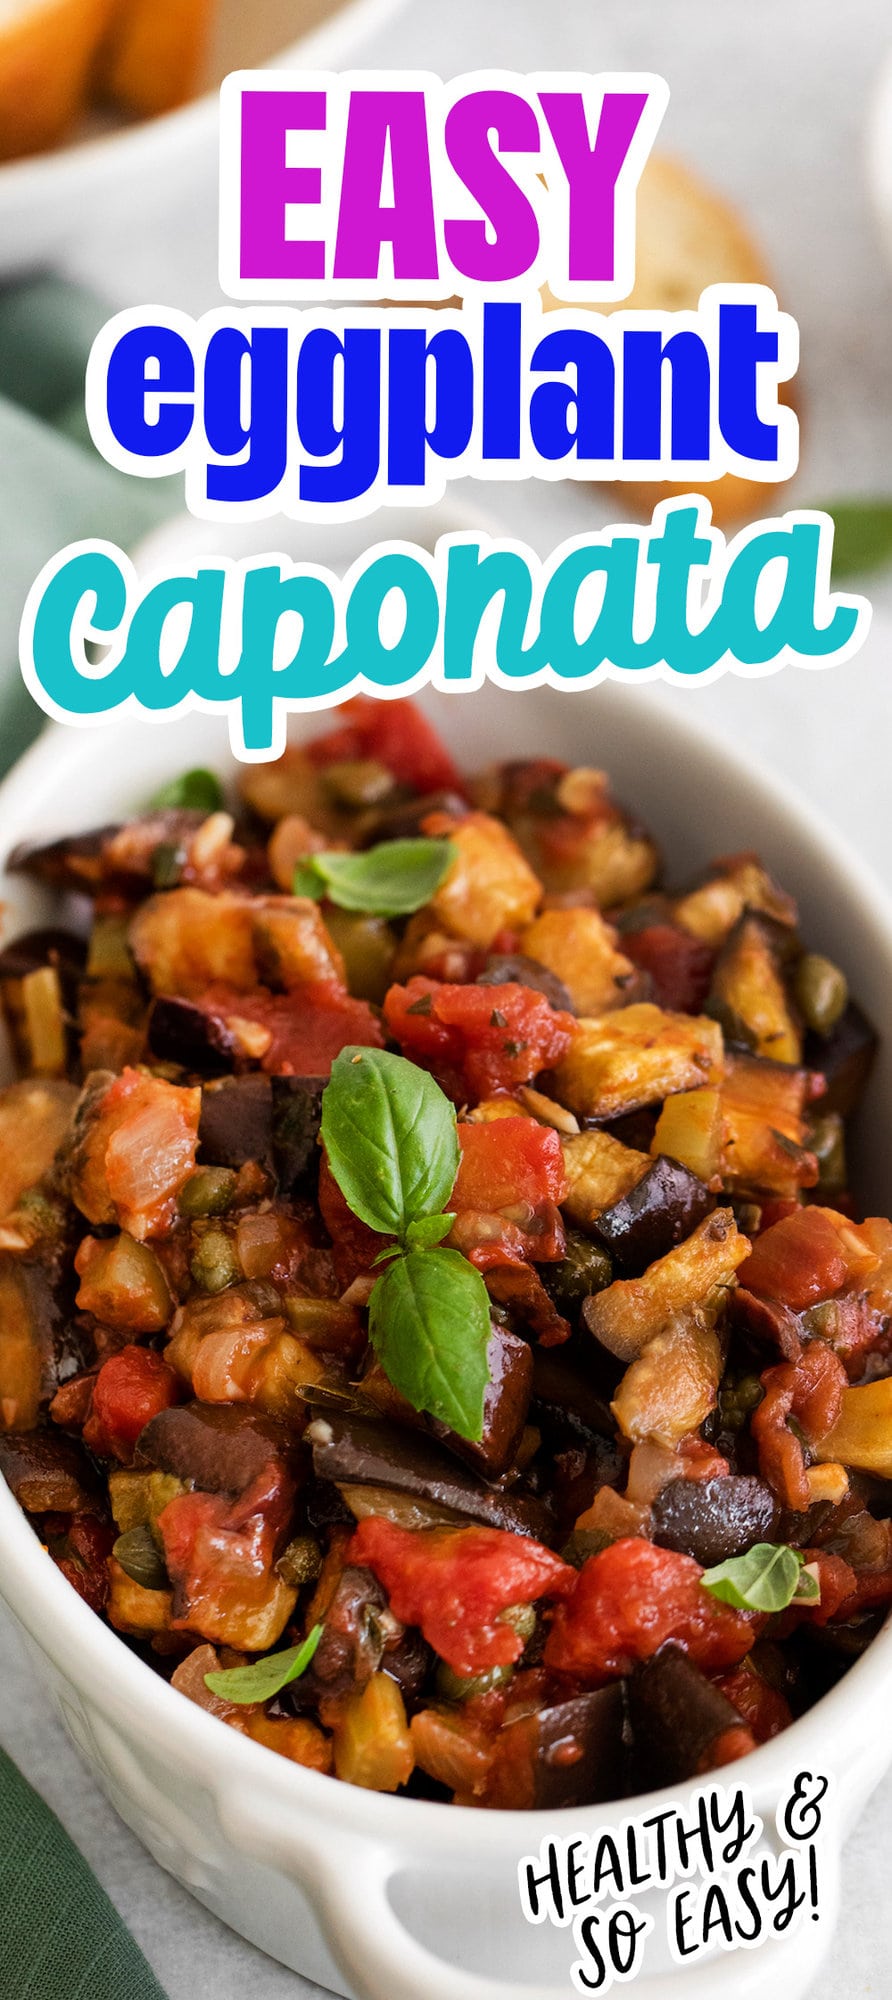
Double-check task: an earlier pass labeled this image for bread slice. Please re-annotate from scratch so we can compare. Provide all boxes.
[95,0,214,120]
[545,152,792,525]
[0,0,112,162]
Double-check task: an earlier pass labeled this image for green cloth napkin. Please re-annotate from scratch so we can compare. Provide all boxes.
[0,1745,168,2000]
[0,276,181,776]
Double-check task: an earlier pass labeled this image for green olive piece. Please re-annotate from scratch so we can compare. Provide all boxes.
[497,1602,537,1643]
[545,1231,613,1316]
[794,953,848,1036]
[807,1112,847,1193]
[190,1228,239,1294]
[113,1524,169,1592]
[178,1167,238,1218]
[322,759,396,809]
[323,908,397,1003]
[435,1660,514,1702]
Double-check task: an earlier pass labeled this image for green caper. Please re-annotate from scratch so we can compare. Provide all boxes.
[178,1167,238,1218]
[794,953,848,1036]
[152,841,186,890]
[113,1525,169,1592]
[497,1602,537,1643]
[276,1534,324,1587]
[322,759,395,809]
[190,1228,239,1293]
[807,1112,847,1193]
[717,1371,764,1432]
[435,1660,514,1702]
[544,1231,613,1317]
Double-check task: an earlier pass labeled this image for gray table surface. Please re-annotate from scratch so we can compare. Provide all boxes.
[3,0,892,1993]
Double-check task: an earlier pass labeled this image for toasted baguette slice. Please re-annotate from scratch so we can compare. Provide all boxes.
[545,152,790,524]
[95,0,213,119]
[0,0,112,162]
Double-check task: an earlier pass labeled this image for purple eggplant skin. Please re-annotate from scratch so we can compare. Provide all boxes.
[309,1413,554,1541]
[148,997,238,1074]
[199,1075,274,1169]
[270,1075,326,1192]
[589,1155,714,1276]
[485,1686,626,1809]
[651,1475,780,1568]
[477,953,574,1015]
[7,828,116,892]
[356,790,468,845]
[361,1324,534,1482]
[297,1566,391,1701]
[804,1000,877,1119]
[0,1428,99,1513]
[428,1323,533,1480]
[628,1646,748,1788]
[135,1401,302,1496]
[0,928,87,991]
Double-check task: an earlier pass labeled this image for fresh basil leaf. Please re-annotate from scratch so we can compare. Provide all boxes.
[293,837,455,918]
[701,1542,804,1614]
[821,499,892,578]
[321,1047,459,1239]
[152,768,224,814]
[405,1213,454,1250]
[203,1622,324,1704]
[369,1247,491,1441]
[292,861,325,901]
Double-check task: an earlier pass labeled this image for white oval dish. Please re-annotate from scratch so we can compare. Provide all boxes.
[1,680,891,2000]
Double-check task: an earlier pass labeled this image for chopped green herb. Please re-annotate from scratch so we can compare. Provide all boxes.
[701,1542,818,1615]
[204,1623,324,1704]
[293,837,455,918]
[152,769,224,814]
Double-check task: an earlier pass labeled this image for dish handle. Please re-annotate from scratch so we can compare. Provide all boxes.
[224,1799,840,2000]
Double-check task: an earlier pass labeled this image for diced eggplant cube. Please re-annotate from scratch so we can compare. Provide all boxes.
[310,1414,552,1540]
[804,1000,878,1119]
[590,1156,715,1275]
[486,1686,625,1808]
[650,1474,780,1567]
[148,997,238,1074]
[628,1645,746,1788]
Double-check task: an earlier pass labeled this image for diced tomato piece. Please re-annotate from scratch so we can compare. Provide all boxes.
[448,1119,568,1270]
[48,1513,115,1615]
[307,697,464,797]
[201,980,384,1076]
[752,1340,848,1509]
[454,1120,567,1211]
[623,923,714,1013]
[384,977,574,1105]
[544,1538,756,1679]
[318,1152,392,1287]
[348,1519,574,1676]
[83,1345,183,1464]
[715,1666,792,1743]
[159,1462,297,1648]
[741,1208,854,1309]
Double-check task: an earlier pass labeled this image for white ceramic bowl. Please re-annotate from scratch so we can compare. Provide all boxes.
[0,0,407,288]
[1,681,892,2000]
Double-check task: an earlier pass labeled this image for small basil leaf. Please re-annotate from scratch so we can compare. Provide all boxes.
[405,1213,454,1250]
[293,837,455,918]
[820,499,892,578]
[292,862,325,901]
[369,1246,491,1442]
[152,768,224,814]
[321,1047,459,1239]
[204,1622,324,1704]
[700,1542,803,1614]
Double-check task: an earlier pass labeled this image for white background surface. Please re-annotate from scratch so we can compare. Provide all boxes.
[2,0,892,1994]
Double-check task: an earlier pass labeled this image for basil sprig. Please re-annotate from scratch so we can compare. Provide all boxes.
[204,1622,324,1703]
[701,1543,820,1615]
[321,1048,492,1440]
[152,768,224,814]
[293,837,455,917]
